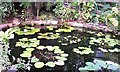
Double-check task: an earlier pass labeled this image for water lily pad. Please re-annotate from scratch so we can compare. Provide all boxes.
[45,62,55,67]
[20,53,31,57]
[55,56,67,61]
[38,33,60,39]
[31,57,39,63]
[34,62,44,68]
[55,60,65,66]
[16,38,40,48]
[37,46,45,50]
[26,48,34,52]
[73,47,94,55]
[15,27,40,35]
[60,54,69,57]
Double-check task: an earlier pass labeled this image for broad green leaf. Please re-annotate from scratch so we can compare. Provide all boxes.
[34,62,44,68]
[45,62,55,67]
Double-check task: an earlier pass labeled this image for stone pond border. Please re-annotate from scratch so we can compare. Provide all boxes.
[0,20,119,34]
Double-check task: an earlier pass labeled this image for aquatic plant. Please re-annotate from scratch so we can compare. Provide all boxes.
[46,26,54,31]
[59,35,81,45]
[79,59,120,71]
[56,26,74,32]
[14,26,40,35]
[33,46,68,68]
[98,47,120,53]
[16,38,39,48]
[20,48,34,57]
[20,46,68,68]
[73,47,94,55]
[38,33,60,39]
[89,35,120,47]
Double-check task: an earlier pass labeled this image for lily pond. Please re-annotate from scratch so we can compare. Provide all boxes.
[2,24,120,72]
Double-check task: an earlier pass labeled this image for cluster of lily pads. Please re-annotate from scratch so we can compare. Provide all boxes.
[79,59,120,71]
[59,35,81,45]
[46,26,54,31]
[21,45,69,68]
[56,26,74,32]
[73,47,94,55]
[38,32,60,39]
[20,48,34,57]
[89,35,120,47]
[16,38,40,48]
[98,47,120,53]
[14,26,40,35]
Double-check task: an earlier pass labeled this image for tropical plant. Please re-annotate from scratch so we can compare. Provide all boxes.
[81,0,97,22]
[0,43,11,72]
[53,2,79,20]
[0,1,15,18]
[0,28,16,44]
[0,28,16,71]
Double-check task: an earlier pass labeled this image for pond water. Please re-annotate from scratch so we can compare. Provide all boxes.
[7,25,120,72]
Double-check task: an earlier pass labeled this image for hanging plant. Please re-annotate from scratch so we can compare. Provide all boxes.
[73,47,94,55]
[14,26,40,35]
[16,38,40,48]
[38,33,60,40]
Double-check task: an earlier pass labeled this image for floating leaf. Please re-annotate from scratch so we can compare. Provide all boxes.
[31,57,39,63]
[34,62,44,68]
[60,54,69,57]
[37,46,45,50]
[55,60,65,66]
[20,53,31,57]
[73,47,94,55]
[45,62,55,67]
[55,56,67,61]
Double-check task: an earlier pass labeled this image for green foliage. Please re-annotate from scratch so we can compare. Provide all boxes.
[0,1,15,18]
[19,1,32,9]
[58,35,81,46]
[16,38,39,48]
[56,26,74,32]
[0,28,16,44]
[0,44,11,71]
[38,33,60,40]
[73,47,94,55]
[81,0,97,22]
[89,35,120,47]
[79,59,120,71]
[81,0,118,28]
[14,26,40,35]
[53,3,79,20]
[34,62,44,68]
